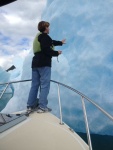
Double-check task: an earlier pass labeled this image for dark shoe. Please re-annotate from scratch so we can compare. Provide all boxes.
[27,98,39,112]
[27,106,34,113]
[37,107,52,113]
[46,107,52,111]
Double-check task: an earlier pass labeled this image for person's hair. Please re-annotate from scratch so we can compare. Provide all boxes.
[38,21,50,32]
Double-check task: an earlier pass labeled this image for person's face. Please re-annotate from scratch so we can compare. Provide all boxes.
[45,26,50,34]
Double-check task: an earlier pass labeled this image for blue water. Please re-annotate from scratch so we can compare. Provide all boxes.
[0,93,13,112]
[0,67,14,112]
[78,132,113,150]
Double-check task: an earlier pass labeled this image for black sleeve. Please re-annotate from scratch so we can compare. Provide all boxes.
[52,40,62,46]
[38,34,59,57]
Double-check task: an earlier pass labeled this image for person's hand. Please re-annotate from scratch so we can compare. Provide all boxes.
[62,39,66,44]
[58,50,62,55]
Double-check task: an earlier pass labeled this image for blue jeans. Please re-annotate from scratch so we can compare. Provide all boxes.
[27,67,51,108]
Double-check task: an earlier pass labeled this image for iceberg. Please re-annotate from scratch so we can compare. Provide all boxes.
[41,0,113,135]
[2,0,113,135]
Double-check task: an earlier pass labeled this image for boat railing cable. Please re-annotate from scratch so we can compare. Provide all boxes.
[1,79,113,150]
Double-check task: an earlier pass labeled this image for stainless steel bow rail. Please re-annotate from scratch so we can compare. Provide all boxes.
[1,79,113,150]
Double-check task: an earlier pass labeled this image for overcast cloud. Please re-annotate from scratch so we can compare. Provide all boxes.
[0,0,46,70]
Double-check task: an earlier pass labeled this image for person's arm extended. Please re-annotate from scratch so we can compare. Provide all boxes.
[52,39,66,46]
[52,40,62,46]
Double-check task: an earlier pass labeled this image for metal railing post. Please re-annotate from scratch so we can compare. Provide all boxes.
[81,96,93,150]
[0,83,9,99]
[57,83,63,125]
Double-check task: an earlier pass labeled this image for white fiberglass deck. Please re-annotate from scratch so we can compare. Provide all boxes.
[0,112,88,150]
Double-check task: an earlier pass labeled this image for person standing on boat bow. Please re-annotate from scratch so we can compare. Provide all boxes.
[27,21,66,113]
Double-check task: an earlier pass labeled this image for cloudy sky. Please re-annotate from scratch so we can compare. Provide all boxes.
[0,0,46,70]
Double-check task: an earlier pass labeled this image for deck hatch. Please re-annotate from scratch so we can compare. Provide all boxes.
[0,113,27,133]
